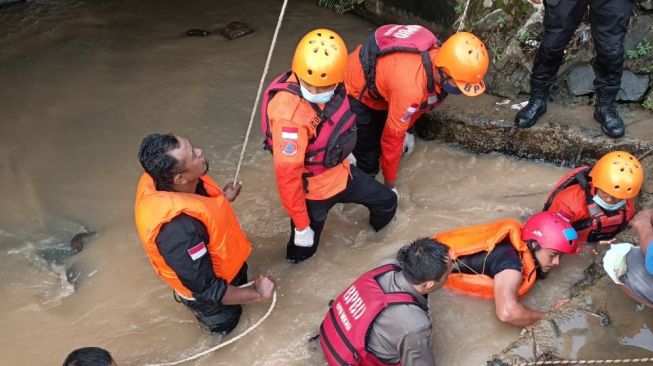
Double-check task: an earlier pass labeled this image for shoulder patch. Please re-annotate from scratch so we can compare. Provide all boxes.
[188,241,207,261]
[401,103,418,122]
[280,139,298,156]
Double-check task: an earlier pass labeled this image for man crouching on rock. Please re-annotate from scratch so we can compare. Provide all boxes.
[135,133,275,335]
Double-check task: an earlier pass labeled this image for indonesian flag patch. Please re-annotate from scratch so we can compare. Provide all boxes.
[401,103,418,122]
[281,126,298,140]
[188,241,207,261]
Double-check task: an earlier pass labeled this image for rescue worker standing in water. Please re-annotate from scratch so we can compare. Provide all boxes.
[436,212,578,326]
[320,238,452,366]
[544,151,643,249]
[135,133,275,335]
[261,29,397,263]
[345,25,490,193]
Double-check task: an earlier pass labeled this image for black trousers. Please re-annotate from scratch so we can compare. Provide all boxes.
[286,165,398,262]
[531,0,635,97]
[349,95,389,177]
[177,263,248,335]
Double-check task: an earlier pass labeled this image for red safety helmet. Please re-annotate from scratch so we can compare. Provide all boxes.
[521,212,578,254]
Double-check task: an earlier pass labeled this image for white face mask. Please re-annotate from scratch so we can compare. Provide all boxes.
[300,84,335,104]
[593,194,626,211]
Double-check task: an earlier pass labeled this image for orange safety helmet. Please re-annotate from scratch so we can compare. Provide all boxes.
[291,29,347,87]
[589,151,644,200]
[434,32,489,97]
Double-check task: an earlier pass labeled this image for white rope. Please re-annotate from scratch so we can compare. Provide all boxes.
[457,0,473,32]
[232,0,290,185]
[517,357,653,365]
[145,281,277,366]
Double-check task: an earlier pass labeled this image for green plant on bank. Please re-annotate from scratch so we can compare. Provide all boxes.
[454,4,464,16]
[318,0,365,14]
[490,44,504,63]
[644,98,653,112]
[497,15,507,29]
[514,30,535,44]
[563,52,576,63]
[626,41,652,59]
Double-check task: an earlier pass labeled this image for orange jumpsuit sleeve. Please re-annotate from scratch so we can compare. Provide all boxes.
[380,89,424,182]
[546,186,587,223]
[269,95,311,229]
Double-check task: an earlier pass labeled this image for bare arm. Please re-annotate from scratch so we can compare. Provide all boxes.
[494,269,546,327]
[631,209,653,254]
[221,275,275,305]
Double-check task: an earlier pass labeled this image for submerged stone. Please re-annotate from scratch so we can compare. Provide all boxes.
[219,21,254,40]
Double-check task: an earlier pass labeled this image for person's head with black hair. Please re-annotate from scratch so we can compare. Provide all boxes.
[62,347,116,366]
[397,237,452,295]
[138,133,208,192]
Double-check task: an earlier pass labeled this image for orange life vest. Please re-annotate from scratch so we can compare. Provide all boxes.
[434,218,537,298]
[134,173,252,298]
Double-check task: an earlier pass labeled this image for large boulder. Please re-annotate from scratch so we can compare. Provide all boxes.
[623,14,653,75]
[566,64,650,101]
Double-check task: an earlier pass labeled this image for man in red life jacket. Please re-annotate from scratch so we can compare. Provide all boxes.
[320,238,452,366]
[544,151,644,249]
[435,212,578,326]
[135,133,275,335]
[345,25,490,194]
[261,29,397,263]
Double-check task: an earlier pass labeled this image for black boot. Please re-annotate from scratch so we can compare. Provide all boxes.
[594,93,625,138]
[514,90,548,128]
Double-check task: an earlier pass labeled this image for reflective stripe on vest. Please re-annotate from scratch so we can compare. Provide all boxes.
[359,24,446,112]
[434,219,537,298]
[320,264,424,366]
[543,167,633,243]
[134,173,252,298]
[261,71,357,177]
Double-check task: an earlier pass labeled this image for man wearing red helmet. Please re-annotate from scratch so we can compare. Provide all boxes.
[435,211,578,326]
[345,26,490,194]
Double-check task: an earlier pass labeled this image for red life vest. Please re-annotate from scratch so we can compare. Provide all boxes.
[543,166,634,243]
[359,24,447,112]
[261,71,357,177]
[320,264,425,366]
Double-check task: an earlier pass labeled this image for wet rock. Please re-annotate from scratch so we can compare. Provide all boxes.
[474,9,513,32]
[218,21,254,40]
[623,15,653,75]
[566,64,649,101]
[70,231,96,253]
[567,64,595,96]
[639,0,653,10]
[643,89,653,112]
[185,29,210,37]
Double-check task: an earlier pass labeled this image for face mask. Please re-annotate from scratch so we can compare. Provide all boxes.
[593,194,626,211]
[300,84,335,104]
[442,81,462,95]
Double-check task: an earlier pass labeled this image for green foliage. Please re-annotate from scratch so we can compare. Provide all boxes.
[514,31,535,44]
[490,44,504,63]
[454,4,464,16]
[626,41,652,59]
[563,52,576,63]
[497,14,506,29]
[644,98,653,112]
[318,0,365,14]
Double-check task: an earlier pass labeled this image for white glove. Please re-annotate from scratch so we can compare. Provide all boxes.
[347,152,357,166]
[391,187,399,198]
[402,132,415,156]
[294,227,315,247]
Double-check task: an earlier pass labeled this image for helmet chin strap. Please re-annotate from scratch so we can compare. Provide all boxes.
[526,240,548,280]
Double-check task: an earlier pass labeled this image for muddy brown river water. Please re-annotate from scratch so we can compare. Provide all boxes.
[0,0,651,365]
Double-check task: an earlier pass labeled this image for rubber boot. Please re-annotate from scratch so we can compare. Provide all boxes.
[594,93,625,138]
[514,89,548,128]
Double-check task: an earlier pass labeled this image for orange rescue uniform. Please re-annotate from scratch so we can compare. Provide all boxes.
[267,75,351,229]
[345,46,442,182]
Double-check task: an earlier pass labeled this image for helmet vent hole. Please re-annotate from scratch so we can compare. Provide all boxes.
[615,185,620,190]
[635,164,639,169]
[620,168,625,172]
[307,69,313,75]
[321,73,326,78]
[329,35,334,39]
[331,44,338,50]
[312,47,319,53]
[627,187,632,192]
[309,40,316,44]
[317,32,322,37]
[324,49,329,56]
